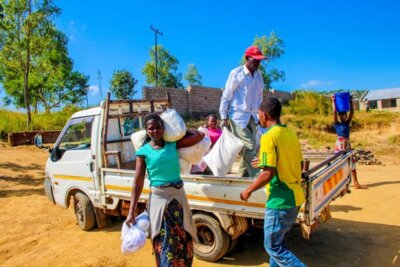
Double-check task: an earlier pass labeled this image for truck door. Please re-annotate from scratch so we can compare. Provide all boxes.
[48,116,97,206]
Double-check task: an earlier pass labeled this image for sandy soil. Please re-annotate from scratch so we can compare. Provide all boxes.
[0,144,399,267]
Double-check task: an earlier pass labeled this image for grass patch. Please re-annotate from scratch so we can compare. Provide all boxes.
[388,134,400,145]
[0,106,81,139]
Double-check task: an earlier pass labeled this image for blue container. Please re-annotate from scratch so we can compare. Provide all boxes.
[335,92,350,112]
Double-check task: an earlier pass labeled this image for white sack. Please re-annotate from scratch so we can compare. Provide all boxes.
[179,158,191,176]
[197,126,209,136]
[203,128,244,177]
[178,136,212,164]
[135,212,150,232]
[130,130,147,151]
[120,223,147,255]
[160,109,186,142]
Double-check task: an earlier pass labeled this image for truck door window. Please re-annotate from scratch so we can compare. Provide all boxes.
[58,116,94,151]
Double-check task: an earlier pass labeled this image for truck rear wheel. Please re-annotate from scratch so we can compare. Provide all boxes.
[73,192,96,231]
[193,213,230,262]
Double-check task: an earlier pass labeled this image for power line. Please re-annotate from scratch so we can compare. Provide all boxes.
[150,25,163,87]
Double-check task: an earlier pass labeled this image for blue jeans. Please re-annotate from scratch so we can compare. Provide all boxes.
[264,207,306,267]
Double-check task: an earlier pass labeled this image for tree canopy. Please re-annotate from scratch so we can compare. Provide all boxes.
[0,0,89,122]
[142,45,183,88]
[109,69,138,99]
[184,64,202,86]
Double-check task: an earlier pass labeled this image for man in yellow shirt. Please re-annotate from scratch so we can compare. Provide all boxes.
[241,97,306,267]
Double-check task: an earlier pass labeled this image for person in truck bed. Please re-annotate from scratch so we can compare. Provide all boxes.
[125,113,204,267]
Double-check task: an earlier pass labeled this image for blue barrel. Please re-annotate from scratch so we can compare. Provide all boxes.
[335,92,350,112]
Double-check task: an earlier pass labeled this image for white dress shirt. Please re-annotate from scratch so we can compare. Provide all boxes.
[219,65,264,129]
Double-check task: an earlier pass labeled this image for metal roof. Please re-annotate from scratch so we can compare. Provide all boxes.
[362,87,400,101]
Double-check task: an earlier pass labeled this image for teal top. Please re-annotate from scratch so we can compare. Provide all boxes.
[136,141,181,187]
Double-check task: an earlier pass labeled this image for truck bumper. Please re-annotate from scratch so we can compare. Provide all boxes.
[44,177,55,204]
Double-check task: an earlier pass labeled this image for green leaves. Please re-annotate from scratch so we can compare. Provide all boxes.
[0,0,88,118]
[184,64,202,86]
[142,45,183,88]
[109,70,138,100]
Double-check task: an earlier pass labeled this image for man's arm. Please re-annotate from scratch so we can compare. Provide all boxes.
[219,70,237,127]
[240,167,275,201]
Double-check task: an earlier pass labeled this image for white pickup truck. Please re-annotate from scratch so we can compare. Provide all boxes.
[39,94,353,262]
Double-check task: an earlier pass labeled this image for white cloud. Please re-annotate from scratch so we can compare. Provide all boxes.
[68,20,78,42]
[301,80,334,88]
[88,85,99,96]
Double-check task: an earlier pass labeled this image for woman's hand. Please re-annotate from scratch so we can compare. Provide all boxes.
[125,212,136,227]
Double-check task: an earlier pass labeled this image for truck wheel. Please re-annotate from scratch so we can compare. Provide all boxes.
[193,213,230,262]
[73,192,96,231]
[227,237,238,254]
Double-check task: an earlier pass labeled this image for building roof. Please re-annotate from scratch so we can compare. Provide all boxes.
[362,87,400,101]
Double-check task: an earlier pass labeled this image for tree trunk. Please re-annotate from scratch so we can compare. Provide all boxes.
[24,0,32,128]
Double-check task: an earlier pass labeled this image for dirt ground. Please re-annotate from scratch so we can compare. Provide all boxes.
[0,144,399,267]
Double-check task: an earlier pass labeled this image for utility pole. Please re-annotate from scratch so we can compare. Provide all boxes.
[150,25,163,87]
[97,70,103,99]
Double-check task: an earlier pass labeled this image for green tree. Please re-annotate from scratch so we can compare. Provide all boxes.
[109,69,138,99]
[142,45,183,88]
[0,0,61,126]
[0,0,88,117]
[184,64,202,86]
[241,32,285,90]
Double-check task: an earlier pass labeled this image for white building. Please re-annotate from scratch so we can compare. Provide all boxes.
[360,88,400,112]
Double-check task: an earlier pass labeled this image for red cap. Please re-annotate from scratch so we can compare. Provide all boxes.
[245,46,267,60]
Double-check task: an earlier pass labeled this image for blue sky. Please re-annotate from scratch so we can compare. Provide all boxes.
[3,0,400,107]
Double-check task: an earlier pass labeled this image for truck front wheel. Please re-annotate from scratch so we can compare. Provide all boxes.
[193,213,230,262]
[73,192,96,231]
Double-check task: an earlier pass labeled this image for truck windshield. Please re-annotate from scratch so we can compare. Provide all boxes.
[58,116,94,150]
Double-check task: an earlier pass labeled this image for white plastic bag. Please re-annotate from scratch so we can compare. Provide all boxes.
[203,128,244,177]
[178,136,212,164]
[120,212,150,255]
[179,158,191,175]
[121,224,147,255]
[160,109,186,142]
[130,130,147,151]
[135,212,150,232]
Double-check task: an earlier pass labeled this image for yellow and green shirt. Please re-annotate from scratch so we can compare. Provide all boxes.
[259,125,305,209]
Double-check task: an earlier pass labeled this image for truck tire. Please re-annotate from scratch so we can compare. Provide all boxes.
[73,192,96,231]
[193,213,230,262]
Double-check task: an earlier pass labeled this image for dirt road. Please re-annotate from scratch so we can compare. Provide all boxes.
[0,145,399,267]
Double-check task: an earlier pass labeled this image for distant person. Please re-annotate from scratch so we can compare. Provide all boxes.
[240,97,306,267]
[203,114,222,147]
[219,45,266,177]
[365,98,370,113]
[125,113,204,266]
[331,95,367,189]
[191,114,222,174]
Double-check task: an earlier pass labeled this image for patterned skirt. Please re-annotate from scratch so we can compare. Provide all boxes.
[153,199,194,267]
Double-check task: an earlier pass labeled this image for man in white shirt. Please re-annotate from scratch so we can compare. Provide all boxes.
[219,46,266,177]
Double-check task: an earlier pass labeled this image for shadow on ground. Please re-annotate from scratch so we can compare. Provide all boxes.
[217,219,400,267]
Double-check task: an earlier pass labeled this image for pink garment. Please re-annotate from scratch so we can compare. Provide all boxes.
[208,127,222,145]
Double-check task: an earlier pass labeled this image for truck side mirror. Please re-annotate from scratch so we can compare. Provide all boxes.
[34,134,43,148]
